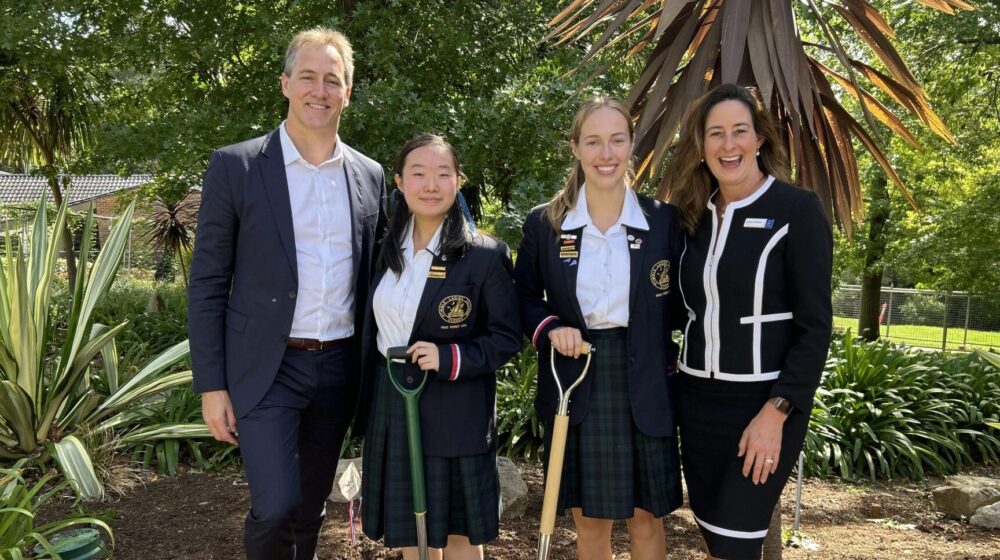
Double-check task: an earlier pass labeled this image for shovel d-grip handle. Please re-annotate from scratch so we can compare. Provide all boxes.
[537,343,594,560]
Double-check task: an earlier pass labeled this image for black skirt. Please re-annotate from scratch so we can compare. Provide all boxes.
[361,361,499,548]
[543,328,682,520]
[677,373,810,560]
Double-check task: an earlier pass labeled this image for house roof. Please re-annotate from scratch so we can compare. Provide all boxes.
[0,174,153,206]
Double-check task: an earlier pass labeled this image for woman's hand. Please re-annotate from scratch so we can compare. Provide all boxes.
[548,326,584,358]
[737,403,787,484]
[407,341,440,371]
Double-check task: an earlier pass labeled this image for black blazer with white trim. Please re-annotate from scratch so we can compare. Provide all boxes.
[677,177,833,413]
[359,234,522,457]
[514,195,683,436]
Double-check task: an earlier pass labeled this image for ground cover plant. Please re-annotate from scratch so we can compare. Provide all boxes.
[0,458,112,559]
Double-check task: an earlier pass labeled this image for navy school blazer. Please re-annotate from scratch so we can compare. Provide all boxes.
[359,234,523,457]
[188,128,386,419]
[514,195,683,437]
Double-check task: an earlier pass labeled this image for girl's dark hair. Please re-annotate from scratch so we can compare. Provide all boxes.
[666,83,791,235]
[379,134,473,276]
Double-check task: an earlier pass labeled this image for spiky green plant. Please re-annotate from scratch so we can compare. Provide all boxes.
[0,197,202,499]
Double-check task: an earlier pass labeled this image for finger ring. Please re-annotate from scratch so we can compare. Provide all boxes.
[765,458,775,464]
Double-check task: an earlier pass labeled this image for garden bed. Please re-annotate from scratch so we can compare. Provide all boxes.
[47,463,1000,559]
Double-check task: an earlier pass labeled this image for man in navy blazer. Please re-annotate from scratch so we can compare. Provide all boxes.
[188,28,385,559]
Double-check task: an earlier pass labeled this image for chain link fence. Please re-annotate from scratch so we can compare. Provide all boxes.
[833,284,1000,351]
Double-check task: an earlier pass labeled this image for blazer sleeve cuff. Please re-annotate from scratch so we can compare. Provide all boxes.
[531,315,562,350]
[435,343,461,381]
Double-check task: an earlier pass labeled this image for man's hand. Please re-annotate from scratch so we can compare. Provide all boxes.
[202,390,238,445]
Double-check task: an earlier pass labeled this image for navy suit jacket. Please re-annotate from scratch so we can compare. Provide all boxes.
[514,195,682,437]
[359,235,522,457]
[188,127,386,418]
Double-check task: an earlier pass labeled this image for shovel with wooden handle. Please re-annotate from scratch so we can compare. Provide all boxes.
[386,346,430,560]
[537,342,594,560]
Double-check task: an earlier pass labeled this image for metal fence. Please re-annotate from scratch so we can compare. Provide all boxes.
[833,284,1000,351]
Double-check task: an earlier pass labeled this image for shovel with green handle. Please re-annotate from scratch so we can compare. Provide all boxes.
[536,342,594,560]
[386,346,431,560]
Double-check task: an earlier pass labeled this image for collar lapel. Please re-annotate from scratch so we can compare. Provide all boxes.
[343,147,366,282]
[411,254,450,337]
[558,226,589,330]
[626,225,647,312]
[259,129,298,278]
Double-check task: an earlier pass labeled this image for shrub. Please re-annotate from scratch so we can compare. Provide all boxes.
[805,332,1000,480]
[497,345,544,460]
[0,200,204,499]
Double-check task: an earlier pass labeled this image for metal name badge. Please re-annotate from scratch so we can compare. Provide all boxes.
[744,218,775,229]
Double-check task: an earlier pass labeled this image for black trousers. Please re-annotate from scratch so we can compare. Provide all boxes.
[238,343,355,560]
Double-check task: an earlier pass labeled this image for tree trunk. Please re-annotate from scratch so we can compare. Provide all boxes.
[857,173,890,341]
[44,168,78,290]
[762,501,783,559]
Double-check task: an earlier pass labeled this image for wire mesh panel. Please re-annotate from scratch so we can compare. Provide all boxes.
[833,285,1000,351]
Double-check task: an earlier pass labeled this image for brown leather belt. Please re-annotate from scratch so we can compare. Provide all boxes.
[286,336,352,351]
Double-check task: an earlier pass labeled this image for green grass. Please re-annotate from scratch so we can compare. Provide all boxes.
[834,316,1000,351]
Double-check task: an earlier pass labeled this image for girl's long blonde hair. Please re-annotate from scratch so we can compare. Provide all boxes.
[545,96,636,232]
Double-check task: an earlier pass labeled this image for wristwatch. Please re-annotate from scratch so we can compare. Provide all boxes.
[768,396,792,415]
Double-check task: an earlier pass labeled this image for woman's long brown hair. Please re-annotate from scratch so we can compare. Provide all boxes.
[666,84,791,235]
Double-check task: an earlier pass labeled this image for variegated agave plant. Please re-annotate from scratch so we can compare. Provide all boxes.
[0,197,205,499]
[547,0,973,232]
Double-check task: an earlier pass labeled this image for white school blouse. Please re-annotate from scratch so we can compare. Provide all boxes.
[561,186,649,330]
[373,218,444,356]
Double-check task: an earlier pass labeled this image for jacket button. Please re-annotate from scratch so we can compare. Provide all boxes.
[288,291,296,299]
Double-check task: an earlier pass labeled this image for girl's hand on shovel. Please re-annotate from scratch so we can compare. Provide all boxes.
[407,341,440,371]
[549,327,584,358]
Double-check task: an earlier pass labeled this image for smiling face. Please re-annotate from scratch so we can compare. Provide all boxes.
[394,145,459,221]
[571,106,633,193]
[280,44,351,138]
[702,99,766,191]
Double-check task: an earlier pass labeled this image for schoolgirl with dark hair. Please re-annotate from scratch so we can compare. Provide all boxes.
[360,134,522,560]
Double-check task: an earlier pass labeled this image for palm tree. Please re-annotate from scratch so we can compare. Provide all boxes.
[546,0,970,230]
[0,59,97,289]
[547,0,972,341]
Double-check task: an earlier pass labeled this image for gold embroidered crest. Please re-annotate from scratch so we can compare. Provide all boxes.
[439,295,472,324]
[650,260,671,291]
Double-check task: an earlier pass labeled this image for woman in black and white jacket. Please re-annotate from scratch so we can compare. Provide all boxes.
[668,84,833,560]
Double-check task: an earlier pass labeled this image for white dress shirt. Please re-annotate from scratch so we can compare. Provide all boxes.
[373,218,444,357]
[279,122,355,340]
[562,185,650,329]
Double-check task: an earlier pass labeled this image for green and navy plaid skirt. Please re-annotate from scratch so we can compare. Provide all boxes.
[361,360,499,548]
[543,327,682,520]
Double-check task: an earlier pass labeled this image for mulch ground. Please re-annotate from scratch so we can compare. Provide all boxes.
[44,462,1000,559]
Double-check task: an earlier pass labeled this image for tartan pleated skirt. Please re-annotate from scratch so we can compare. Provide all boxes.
[543,328,682,520]
[361,361,499,548]
[677,372,810,560]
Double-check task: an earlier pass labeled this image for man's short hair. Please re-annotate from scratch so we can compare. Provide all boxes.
[284,28,354,87]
